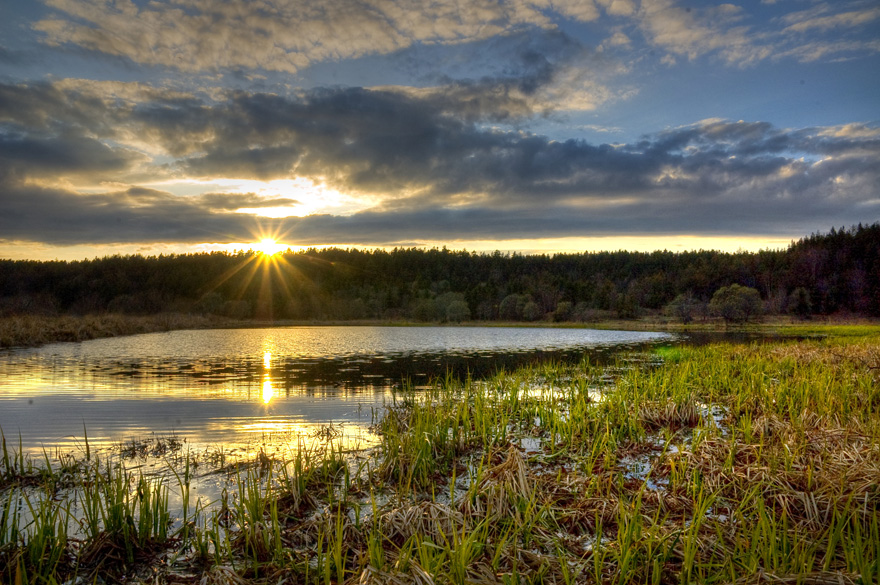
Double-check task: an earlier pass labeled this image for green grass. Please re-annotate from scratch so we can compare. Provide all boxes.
[1,327,878,583]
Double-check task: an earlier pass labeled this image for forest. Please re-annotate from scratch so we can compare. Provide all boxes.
[1,224,878,323]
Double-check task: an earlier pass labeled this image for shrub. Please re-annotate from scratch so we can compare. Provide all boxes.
[522,301,543,321]
[709,284,762,323]
[665,293,701,324]
[553,301,572,322]
[445,300,471,322]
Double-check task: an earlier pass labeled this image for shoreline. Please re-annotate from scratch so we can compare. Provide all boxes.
[2,311,878,350]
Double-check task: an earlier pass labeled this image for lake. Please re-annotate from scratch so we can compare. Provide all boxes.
[0,326,673,457]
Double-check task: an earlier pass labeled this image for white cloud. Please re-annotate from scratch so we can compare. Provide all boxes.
[34,0,603,74]
[596,0,636,17]
[626,0,880,68]
[816,123,880,140]
[773,38,880,62]
[546,0,601,21]
[606,31,632,46]
[30,0,880,78]
[782,6,880,33]
[635,0,773,66]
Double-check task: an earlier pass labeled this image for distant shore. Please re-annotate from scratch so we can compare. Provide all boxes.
[2,312,877,349]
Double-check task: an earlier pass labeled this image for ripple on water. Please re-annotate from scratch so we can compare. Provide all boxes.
[0,326,673,455]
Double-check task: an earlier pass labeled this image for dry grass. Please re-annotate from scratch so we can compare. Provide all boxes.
[0,313,232,348]
[638,398,702,431]
[380,502,466,544]
[725,570,860,585]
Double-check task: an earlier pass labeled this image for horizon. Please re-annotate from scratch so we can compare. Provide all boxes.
[1,234,799,262]
[2,224,855,263]
[1,0,878,261]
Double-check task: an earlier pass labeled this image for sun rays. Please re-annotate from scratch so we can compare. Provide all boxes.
[190,227,308,325]
[256,238,285,256]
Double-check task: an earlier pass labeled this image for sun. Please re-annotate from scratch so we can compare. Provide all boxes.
[256,238,285,256]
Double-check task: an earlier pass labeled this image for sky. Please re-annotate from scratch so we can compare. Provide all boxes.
[0,0,878,260]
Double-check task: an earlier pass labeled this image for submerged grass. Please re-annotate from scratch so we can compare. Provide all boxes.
[1,328,879,583]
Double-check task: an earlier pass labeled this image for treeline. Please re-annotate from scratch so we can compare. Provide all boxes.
[1,224,878,322]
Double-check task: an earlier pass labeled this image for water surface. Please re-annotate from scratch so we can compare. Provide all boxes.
[0,326,672,454]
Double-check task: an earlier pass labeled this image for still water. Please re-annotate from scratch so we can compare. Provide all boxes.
[0,326,672,455]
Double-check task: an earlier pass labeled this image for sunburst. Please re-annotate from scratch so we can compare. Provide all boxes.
[256,238,285,256]
[194,227,308,322]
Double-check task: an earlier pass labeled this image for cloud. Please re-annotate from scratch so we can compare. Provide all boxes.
[622,0,880,67]
[197,192,301,210]
[25,0,879,88]
[1,78,876,246]
[0,183,263,245]
[773,3,880,62]
[160,88,656,203]
[635,0,772,66]
[376,30,629,119]
[597,0,636,17]
[33,0,600,74]
[782,5,880,33]
[604,32,631,47]
[772,38,880,63]
[0,124,146,182]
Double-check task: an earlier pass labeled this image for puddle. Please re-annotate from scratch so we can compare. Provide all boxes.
[515,437,544,455]
[618,452,668,490]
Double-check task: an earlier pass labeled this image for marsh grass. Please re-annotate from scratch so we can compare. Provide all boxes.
[1,329,879,583]
[0,312,230,348]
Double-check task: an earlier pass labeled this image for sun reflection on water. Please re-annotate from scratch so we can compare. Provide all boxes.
[262,351,274,403]
[262,377,274,404]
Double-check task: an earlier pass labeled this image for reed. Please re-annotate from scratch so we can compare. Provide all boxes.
[78,462,172,569]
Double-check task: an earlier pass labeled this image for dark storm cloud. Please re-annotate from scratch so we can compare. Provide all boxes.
[0,179,858,246]
[197,192,301,210]
[0,80,876,246]
[0,127,143,179]
[275,193,854,243]
[171,88,876,210]
[0,82,88,130]
[186,145,303,180]
[0,184,261,245]
[157,87,662,198]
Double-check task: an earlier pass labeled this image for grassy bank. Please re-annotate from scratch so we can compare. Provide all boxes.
[0,313,239,349]
[2,329,879,583]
